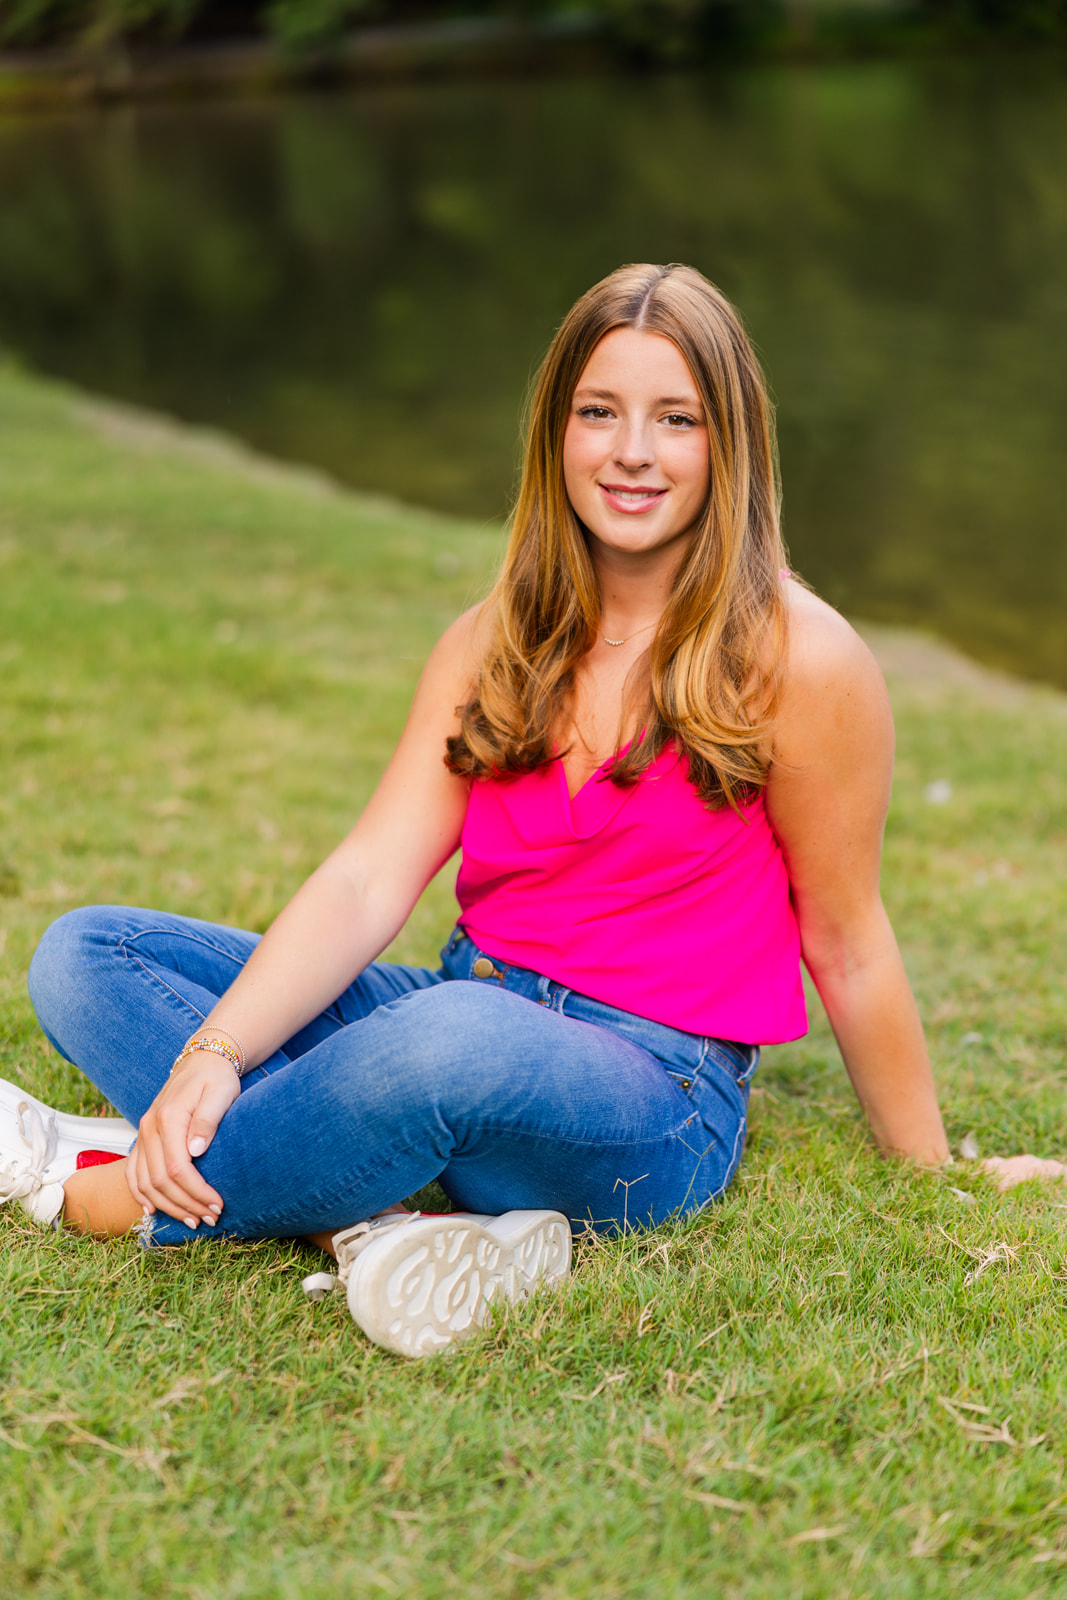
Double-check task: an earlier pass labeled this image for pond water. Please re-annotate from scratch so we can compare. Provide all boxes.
[1,57,1065,687]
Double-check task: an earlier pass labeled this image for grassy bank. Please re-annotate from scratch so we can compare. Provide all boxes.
[1,357,1066,1597]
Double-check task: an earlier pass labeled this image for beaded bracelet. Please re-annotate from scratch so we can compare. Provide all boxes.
[171,1038,241,1076]
[201,1026,246,1071]
[171,1030,246,1078]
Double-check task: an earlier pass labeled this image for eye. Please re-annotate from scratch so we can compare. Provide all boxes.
[663,412,699,429]
[577,405,613,421]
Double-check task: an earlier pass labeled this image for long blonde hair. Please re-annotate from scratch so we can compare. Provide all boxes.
[445,262,788,808]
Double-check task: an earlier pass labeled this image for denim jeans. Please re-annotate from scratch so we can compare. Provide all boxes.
[27,906,759,1245]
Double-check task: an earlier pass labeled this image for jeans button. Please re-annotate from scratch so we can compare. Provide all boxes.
[679,1077,692,1090]
[473,957,494,979]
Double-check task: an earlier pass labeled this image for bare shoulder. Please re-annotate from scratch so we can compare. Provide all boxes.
[426,599,492,673]
[434,599,490,657]
[780,581,888,705]
[413,600,491,719]
[781,581,883,690]
[774,580,892,762]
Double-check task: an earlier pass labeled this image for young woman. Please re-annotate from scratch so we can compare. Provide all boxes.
[3,263,1057,1357]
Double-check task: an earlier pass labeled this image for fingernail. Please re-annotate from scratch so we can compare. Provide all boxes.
[204,1215,216,1227]
[189,1137,208,1158]
[209,1203,222,1215]
[183,1216,198,1230]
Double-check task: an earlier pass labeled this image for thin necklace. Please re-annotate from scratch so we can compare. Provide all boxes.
[602,620,658,648]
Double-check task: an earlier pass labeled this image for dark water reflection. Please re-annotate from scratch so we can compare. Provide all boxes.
[1,59,1065,686]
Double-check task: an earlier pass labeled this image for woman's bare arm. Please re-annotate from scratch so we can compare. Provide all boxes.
[201,615,480,1066]
[765,588,950,1164]
[127,608,483,1224]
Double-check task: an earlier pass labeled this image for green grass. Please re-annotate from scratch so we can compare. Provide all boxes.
[1,356,1067,1598]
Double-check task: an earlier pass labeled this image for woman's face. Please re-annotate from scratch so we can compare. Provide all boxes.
[562,327,710,564]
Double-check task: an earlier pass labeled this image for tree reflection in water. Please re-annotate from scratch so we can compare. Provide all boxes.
[0,57,1064,686]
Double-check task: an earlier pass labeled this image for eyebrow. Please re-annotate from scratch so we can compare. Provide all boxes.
[573,387,702,408]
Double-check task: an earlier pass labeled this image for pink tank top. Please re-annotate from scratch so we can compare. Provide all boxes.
[456,747,808,1045]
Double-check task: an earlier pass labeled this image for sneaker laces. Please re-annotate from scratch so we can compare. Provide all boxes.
[301,1211,423,1301]
[0,1101,59,1203]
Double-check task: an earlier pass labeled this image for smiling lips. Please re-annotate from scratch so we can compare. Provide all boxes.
[598,483,668,514]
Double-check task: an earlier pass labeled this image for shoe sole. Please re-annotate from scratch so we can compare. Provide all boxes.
[0,1076,136,1172]
[346,1210,572,1358]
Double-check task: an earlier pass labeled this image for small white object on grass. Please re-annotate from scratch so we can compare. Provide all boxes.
[924,779,953,804]
[959,1132,981,1160]
[302,1271,339,1302]
[961,1032,984,1048]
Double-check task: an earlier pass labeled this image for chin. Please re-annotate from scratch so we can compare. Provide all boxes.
[602,519,678,548]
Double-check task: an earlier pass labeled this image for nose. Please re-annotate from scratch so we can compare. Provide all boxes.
[614,417,653,474]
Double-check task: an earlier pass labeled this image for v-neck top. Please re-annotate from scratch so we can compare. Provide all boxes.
[455,747,807,1045]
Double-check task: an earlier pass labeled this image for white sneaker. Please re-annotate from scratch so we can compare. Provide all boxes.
[0,1075,137,1227]
[303,1209,572,1358]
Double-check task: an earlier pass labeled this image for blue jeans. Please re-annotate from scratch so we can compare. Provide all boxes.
[27,907,758,1245]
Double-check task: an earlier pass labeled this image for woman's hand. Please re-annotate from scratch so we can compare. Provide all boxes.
[981,1154,1067,1192]
[126,1052,240,1227]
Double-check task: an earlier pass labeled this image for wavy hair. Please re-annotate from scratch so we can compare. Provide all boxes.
[445,262,788,808]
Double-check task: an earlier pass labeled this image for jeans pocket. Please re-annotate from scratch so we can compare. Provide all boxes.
[662,1065,699,1097]
[702,1038,760,1088]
